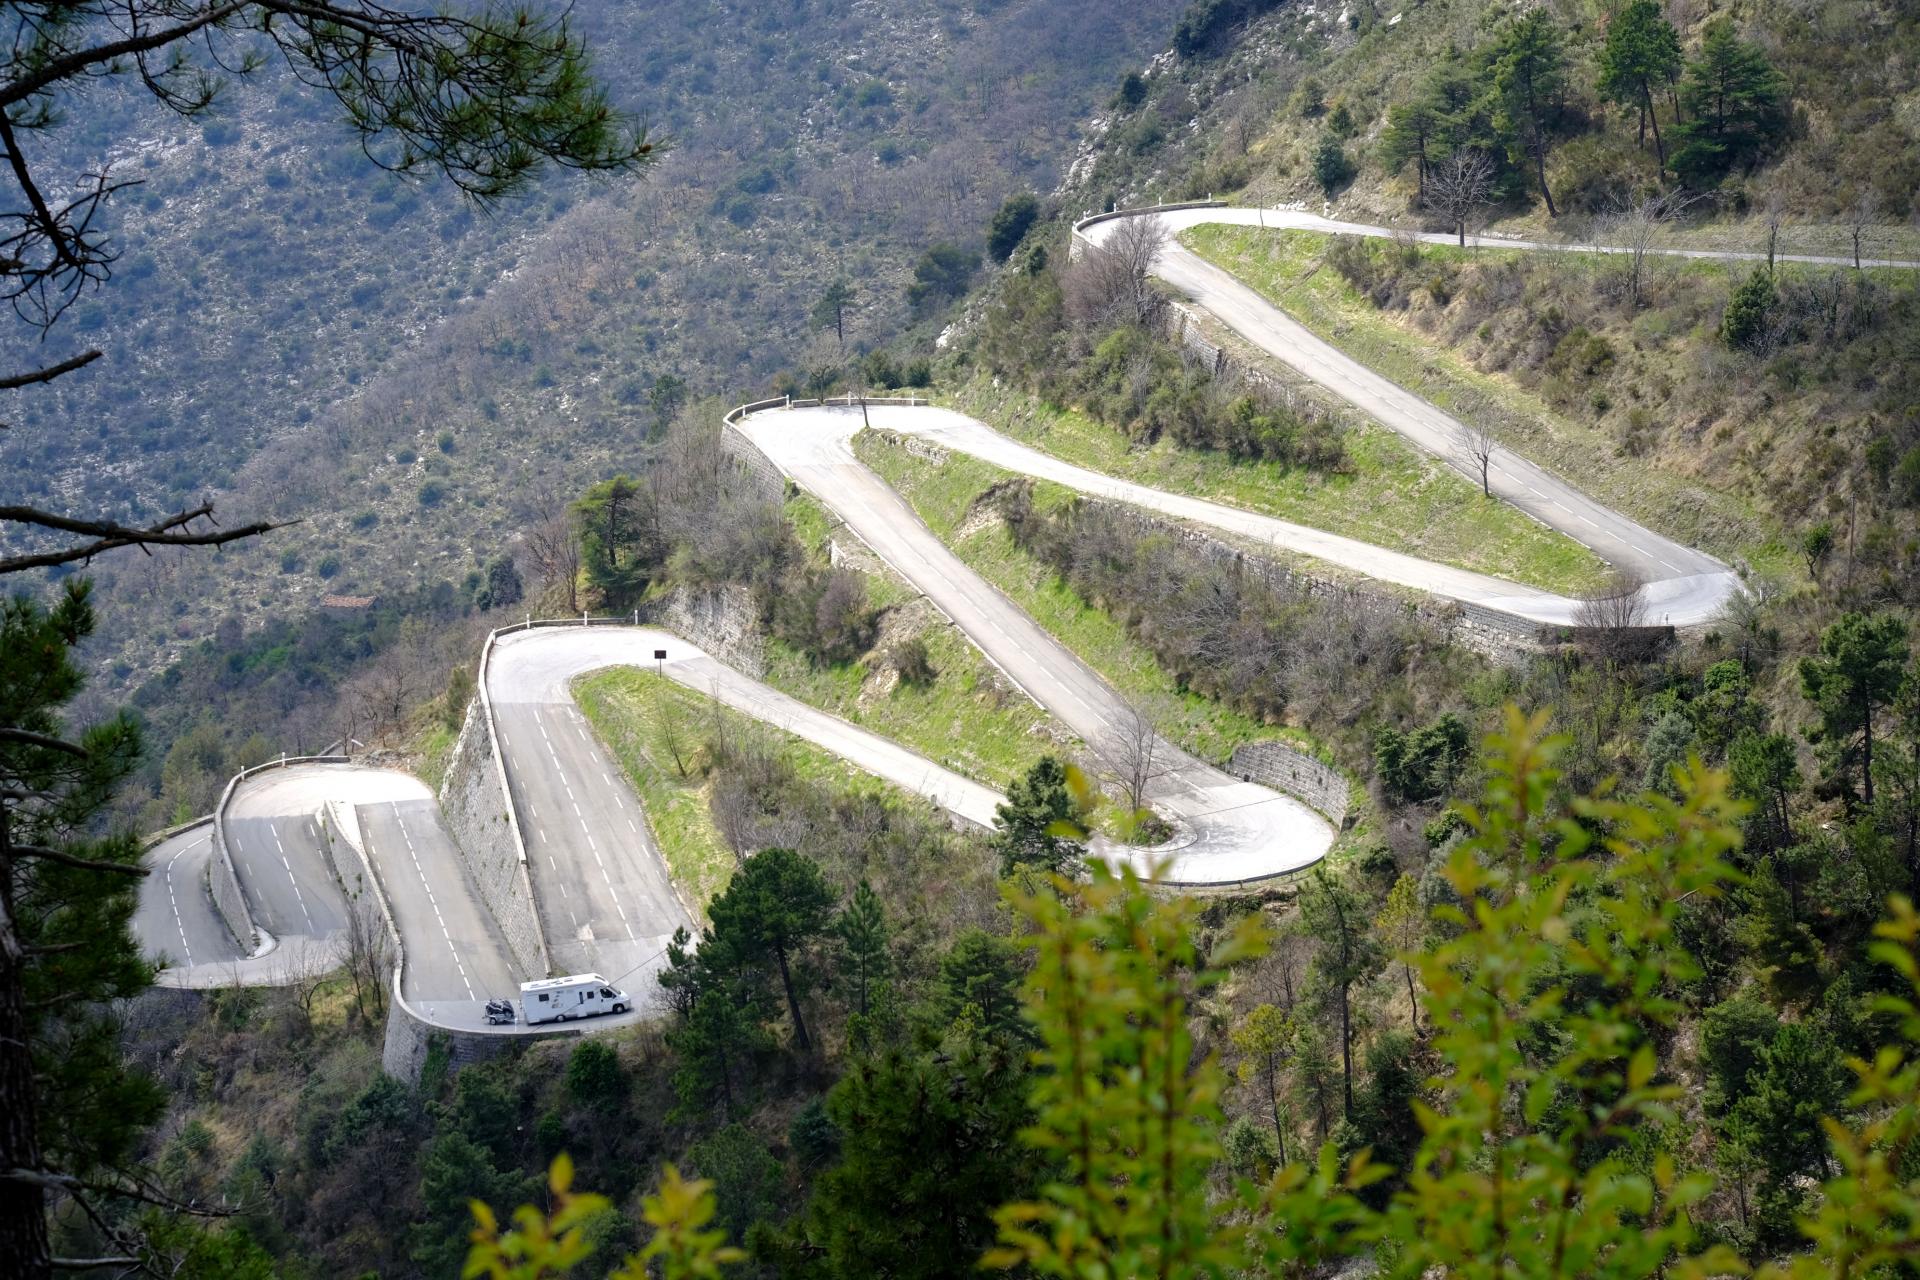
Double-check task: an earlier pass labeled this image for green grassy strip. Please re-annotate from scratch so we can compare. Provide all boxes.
[576,667,958,916]
[572,670,739,915]
[768,492,1062,790]
[1180,225,1796,579]
[853,431,1329,768]
[944,379,1607,595]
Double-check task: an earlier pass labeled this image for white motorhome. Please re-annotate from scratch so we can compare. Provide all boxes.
[519,973,632,1024]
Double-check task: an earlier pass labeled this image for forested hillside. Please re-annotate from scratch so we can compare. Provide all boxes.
[20,0,1920,1276]
[2,0,1184,824]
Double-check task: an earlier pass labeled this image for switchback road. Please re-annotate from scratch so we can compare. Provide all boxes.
[1079,205,1743,625]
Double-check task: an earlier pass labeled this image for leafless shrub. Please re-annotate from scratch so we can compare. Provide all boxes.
[340,899,393,1027]
[1065,214,1169,333]
[1606,187,1696,306]
[1454,417,1499,497]
[522,483,582,613]
[1573,572,1653,664]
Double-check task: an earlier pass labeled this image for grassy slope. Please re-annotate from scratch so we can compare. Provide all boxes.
[946,380,1608,595]
[768,492,1063,789]
[575,667,950,916]
[853,431,1331,767]
[1181,225,1797,578]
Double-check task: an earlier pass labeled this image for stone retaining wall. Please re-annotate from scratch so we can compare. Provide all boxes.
[1228,740,1352,827]
[381,1001,522,1081]
[642,584,766,678]
[719,420,787,506]
[438,698,546,977]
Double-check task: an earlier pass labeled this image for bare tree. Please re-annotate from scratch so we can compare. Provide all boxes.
[523,485,582,613]
[1455,418,1499,498]
[339,899,394,1028]
[1608,187,1695,306]
[1065,213,1169,333]
[1094,701,1172,817]
[654,681,691,778]
[1424,149,1496,248]
[1762,182,1790,271]
[1573,572,1650,664]
[1849,184,1881,270]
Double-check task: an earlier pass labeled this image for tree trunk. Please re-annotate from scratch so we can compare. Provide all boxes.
[0,813,52,1280]
[1404,962,1420,1033]
[1644,85,1666,168]
[1339,982,1354,1120]
[1457,220,1467,248]
[1266,1064,1287,1166]
[774,942,812,1054]
[1864,712,1876,805]
[1535,138,1558,218]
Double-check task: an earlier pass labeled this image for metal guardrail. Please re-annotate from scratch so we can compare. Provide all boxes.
[724,392,930,425]
[1069,197,1228,241]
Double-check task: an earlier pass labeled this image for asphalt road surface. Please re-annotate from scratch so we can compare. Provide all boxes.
[1080,206,1747,625]
[356,796,524,1006]
[487,631,697,1006]
[734,406,1337,883]
[136,825,245,978]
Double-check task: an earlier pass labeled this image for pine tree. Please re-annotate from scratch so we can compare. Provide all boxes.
[991,755,1086,877]
[1489,10,1568,216]
[1719,267,1778,353]
[1597,0,1684,168]
[1299,867,1385,1120]
[1800,611,1910,804]
[1671,20,1789,185]
[799,1027,1038,1280]
[1380,97,1445,198]
[1,581,162,1274]
[937,930,1029,1045]
[837,879,890,1017]
[705,847,838,1054]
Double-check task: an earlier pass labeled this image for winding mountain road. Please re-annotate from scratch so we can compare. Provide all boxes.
[1080,205,1746,625]
[140,201,1816,1022]
[732,405,1337,884]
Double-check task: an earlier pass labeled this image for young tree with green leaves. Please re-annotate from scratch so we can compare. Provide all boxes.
[1489,10,1568,217]
[1376,871,1425,1032]
[1597,0,1684,168]
[466,1156,743,1280]
[1671,20,1790,185]
[1800,611,1910,804]
[1300,866,1385,1119]
[1231,1003,1295,1165]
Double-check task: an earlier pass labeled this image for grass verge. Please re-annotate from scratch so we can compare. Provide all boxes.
[768,492,1065,789]
[944,379,1607,595]
[1179,224,1795,578]
[853,430,1322,768]
[576,667,965,916]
